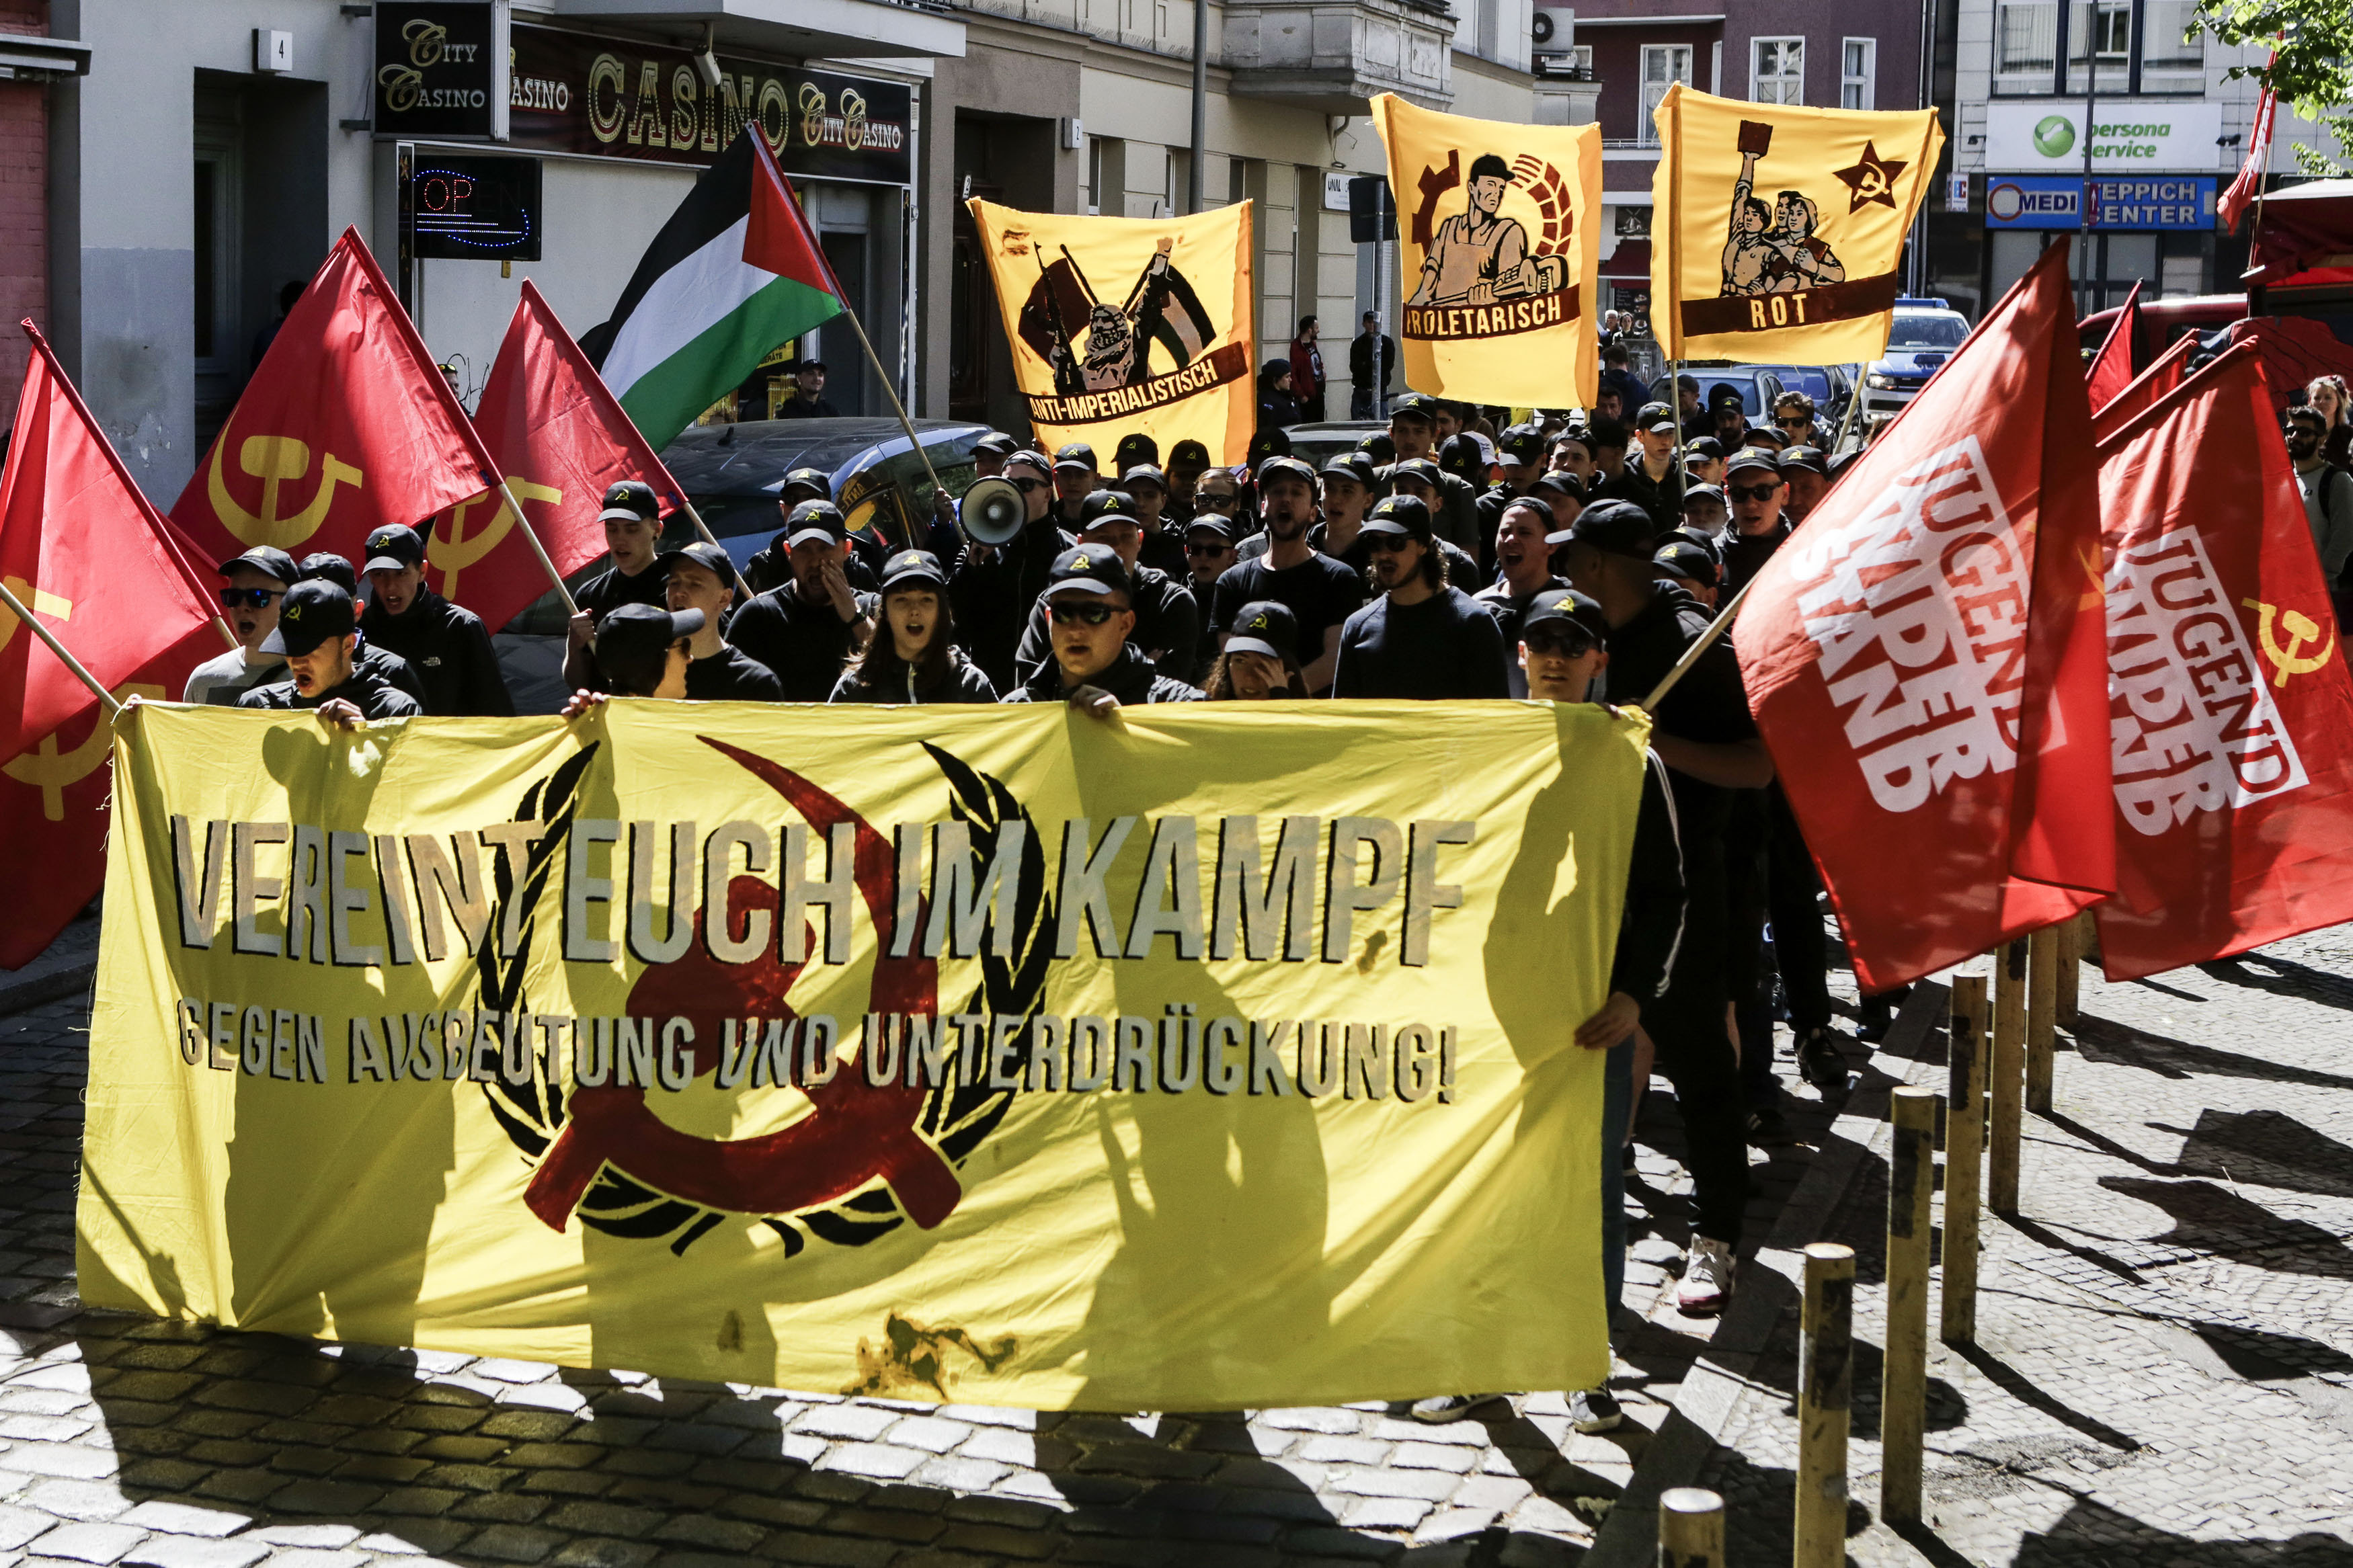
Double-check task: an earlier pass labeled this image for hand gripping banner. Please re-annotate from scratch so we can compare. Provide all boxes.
[1369,94,1602,409]
[967,199,1256,464]
[79,700,1643,1409]
[1649,86,1943,364]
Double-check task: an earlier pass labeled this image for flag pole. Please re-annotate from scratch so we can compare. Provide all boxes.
[1638,572,1758,712]
[837,304,933,554]
[492,477,582,618]
[0,579,122,719]
[673,495,757,600]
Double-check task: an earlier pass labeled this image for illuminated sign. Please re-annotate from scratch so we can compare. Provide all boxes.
[410,155,541,259]
[374,1,508,141]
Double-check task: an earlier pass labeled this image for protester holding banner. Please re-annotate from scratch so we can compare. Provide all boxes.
[830,548,998,705]
[1012,491,1201,685]
[184,547,305,706]
[723,501,878,702]
[235,581,422,722]
[1002,544,1204,709]
[355,525,515,718]
[565,481,672,691]
[652,542,783,703]
[1331,497,1510,700]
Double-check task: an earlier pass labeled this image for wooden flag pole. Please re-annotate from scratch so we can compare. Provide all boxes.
[0,579,122,719]
[836,304,936,554]
[674,496,756,601]
[493,477,582,618]
[1638,572,1758,712]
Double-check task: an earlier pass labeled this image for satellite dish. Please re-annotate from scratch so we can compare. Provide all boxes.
[959,476,1028,546]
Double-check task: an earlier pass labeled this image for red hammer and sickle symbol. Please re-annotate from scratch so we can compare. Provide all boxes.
[522,738,960,1233]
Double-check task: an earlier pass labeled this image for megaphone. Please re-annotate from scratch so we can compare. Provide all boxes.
[959,476,1027,547]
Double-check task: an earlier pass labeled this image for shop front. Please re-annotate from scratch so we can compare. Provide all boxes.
[1981,103,2223,313]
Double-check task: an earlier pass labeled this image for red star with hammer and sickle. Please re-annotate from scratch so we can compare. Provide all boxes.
[1832,142,1908,212]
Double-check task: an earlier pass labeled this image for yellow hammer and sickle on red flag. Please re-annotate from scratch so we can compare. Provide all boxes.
[208,434,365,551]
[430,477,563,601]
[2241,597,2337,689]
[0,576,72,655]
[3,683,163,821]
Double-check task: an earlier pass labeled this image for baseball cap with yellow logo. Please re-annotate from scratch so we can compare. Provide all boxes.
[1224,599,1298,661]
[1043,543,1133,604]
[881,549,948,593]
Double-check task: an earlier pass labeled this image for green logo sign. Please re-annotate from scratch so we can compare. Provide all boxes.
[2033,115,2077,158]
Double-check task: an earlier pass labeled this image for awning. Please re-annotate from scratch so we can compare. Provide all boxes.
[2245,178,2353,290]
[549,0,965,61]
[1599,239,1650,281]
[0,34,90,77]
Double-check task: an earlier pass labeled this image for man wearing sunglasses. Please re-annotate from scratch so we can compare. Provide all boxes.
[1771,390,1828,449]
[950,450,1075,693]
[1554,499,1771,1314]
[1002,544,1203,713]
[184,546,303,705]
[1013,491,1201,684]
[1331,495,1509,699]
[1718,446,1792,598]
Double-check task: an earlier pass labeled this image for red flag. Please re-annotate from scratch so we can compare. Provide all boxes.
[2085,281,2139,410]
[747,132,848,300]
[170,227,502,575]
[2091,329,2194,436]
[1732,243,2114,993]
[428,282,683,633]
[2090,343,2353,979]
[0,322,221,761]
[0,630,213,969]
[2220,79,2276,236]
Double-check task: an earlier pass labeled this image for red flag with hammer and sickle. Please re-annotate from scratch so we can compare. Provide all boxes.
[0,320,221,764]
[429,282,683,634]
[2090,341,2353,979]
[1732,241,2115,993]
[169,227,501,582]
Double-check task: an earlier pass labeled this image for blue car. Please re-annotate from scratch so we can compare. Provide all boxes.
[1863,299,1972,419]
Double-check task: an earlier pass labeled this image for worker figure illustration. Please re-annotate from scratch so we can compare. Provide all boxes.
[1408,153,1565,310]
[1020,239,1220,397]
[1722,122,1847,297]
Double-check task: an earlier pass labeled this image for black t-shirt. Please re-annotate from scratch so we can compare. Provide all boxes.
[723,585,879,702]
[1599,581,1757,843]
[1474,575,1572,698]
[1210,550,1366,684]
[576,561,668,620]
[1720,518,1791,597]
[1137,526,1188,581]
[685,645,785,702]
[1331,585,1511,700]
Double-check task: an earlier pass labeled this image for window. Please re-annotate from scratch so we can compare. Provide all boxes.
[1639,45,1692,147]
[1086,136,1107,216]
[2065,0,2130,79]
[1841,38,1876,109]
[1996,0,2057,74]
[2139,0,2204,73]
[1751,38,1803,104]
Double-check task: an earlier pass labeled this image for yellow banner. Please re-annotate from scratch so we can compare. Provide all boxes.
[1650,85,1944,363]
[967,199,1255,464]
[1370,94,1602,409]
[80,700,1645,1410]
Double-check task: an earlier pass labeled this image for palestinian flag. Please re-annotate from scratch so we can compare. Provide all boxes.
[581,128,846,448]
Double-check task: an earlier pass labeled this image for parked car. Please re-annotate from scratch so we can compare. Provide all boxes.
[1279,421,1389,470]
[1651,366,1792,427]
[491,417,990,712]
[1861,298,1972,419]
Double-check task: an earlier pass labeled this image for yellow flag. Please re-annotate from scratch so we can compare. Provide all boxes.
[1650,85,1944,363]
[1369,93,1602,409]
[81,699,1645,1409]
[967,199,1255,464]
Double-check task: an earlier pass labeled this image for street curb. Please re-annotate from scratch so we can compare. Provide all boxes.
[0,918,100,1020]
[1586,978,1951,1567]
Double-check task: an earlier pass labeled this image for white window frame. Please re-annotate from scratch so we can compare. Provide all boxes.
[1639,44,1693,148]
[1751,36,1804,104]
[1841,37,1876,109]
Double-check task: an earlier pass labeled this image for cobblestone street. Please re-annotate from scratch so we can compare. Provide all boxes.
[2,921,2351,1565]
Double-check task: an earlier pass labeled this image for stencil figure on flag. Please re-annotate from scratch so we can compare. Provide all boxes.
[1732,243,2112,993]
[2091,341,2353,979]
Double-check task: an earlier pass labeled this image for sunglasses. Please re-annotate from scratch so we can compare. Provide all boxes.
[1199,491,1238,506]
[220,587,286,609]
[1049,601,1122,626]
[1728,483,1782,503]
[1776,415,1812,428]
[1011,478,1048,493]
[1363,535,1412,554]
[1524,627,1597,657]
[1185,540,1234,556]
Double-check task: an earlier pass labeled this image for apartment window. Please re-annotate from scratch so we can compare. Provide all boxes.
[1841,38,1876,109]
[2139,0,2204,72]
[2065,0,2130,76]
[1996,0,2057,75]
[1751,38,1804,104]
[1640,45,1693,147]
[1086,137,1107,216]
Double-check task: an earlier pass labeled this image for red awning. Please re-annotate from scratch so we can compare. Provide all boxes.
[1600,239,1651,280]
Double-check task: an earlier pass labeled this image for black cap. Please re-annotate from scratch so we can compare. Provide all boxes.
[1724,446,1782,478]
[1499,423,1545,464]
[1362,494,1433,540]
[1077,490,1140,533]
[1185,515,1238,543]
[1121,463,1167,492]
[1684,436,1726,460]
[789,357,828,374]
[1681,483,1727,509]
[660,540,737,583]
[1168,438,1211,468]
[1224,600,1298,661]
[260,579,357,657]
[593,602,705,671]
[1521,588,1609,647]
[780,466,833,500]
[1113,433,1159,470]
[1004,449,1052,479]
[1744,424,1788,450]
[1781,445,1829,478]
[1389,392,1439,422]
[1565,499,1657,559]
[1319,454,1373,487]
[600,480,660,524]
[1439,431,1492,483]
[1390,456,1443,490]
[361,524,425,575]
[1669,525,1725,562]
[297,552,356,596]
[1246,427,1293,464]
[1551,426,1595,456]
[1654,540,1721,589]
[1354,432,1397,464]
[1053,442,1099,473]
[1635,401,1677,434]
[1044,542,1133,602]
[785,499,849,549]
[880,548,949,593]
[217,545,300,585]
[1257,455,1316,489]
[972,431,1020,459]
[1531,469,1585,503]
[1708,384,1745,409]
[1497,495,1556,531]
[1588,418,1630,451]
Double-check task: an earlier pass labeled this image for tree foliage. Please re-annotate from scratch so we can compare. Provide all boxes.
[2195,0,2353,174]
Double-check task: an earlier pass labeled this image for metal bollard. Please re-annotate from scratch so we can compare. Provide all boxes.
[1942,977,1989,1346]
[1882,1087,1937,1526]
[2026,925,2059,1114]
[2055,912,2083,1028]
[1989,939,2028,1214]
[1796,1243,1856,1568]
[1657,1487,1726,1568]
